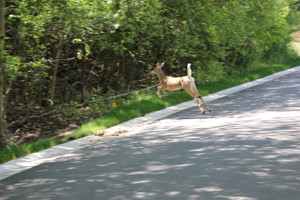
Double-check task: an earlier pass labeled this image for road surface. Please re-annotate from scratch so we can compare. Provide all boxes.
[1,71,300,200]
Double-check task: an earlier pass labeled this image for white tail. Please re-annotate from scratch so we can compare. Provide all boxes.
[187,63,192,78]
[152,62,211,114]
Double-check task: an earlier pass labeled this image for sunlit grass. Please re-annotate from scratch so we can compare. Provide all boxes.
[1,59,300,164]
[291,29,300,56]
[291,41,300,56]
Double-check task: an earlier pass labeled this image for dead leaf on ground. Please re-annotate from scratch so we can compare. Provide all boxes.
[95,130,128,139]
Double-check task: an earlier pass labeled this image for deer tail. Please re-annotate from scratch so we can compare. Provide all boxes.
[187,63,198,94]
[187,63,192,79]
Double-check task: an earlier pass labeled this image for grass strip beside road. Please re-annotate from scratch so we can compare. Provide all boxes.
[1,60,300,164]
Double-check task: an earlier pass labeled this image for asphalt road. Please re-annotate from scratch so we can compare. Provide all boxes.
[1,71,300,200]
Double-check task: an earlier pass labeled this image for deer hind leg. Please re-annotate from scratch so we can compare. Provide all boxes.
[186,88,205,114]
[198,95,212,112]
[185,88,211,114]
[195,97,205,114]
[184,83,206,114]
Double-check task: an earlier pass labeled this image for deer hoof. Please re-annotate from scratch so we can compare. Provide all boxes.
[202,111,205,115]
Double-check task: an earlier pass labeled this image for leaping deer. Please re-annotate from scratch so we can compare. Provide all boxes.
[152,62,211,114]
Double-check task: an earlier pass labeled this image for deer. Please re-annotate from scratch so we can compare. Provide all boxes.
[152,62,211,114]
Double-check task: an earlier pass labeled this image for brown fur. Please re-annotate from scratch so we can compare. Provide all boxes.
[152,62,211,114]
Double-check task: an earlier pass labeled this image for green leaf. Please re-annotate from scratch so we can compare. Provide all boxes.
[85,43,91,55]
[72,38,83,43]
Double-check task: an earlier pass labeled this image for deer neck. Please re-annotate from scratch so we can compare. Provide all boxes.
[156,70,166,83]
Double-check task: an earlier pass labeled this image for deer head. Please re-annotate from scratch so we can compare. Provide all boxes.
[152,62,165,75]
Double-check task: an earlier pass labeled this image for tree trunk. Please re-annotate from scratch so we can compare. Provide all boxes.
[0,0,6,149]
[48,38,64,104]
[80,44,87,103]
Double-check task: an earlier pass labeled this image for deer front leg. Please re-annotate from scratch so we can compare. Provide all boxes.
[198,95,212,112]
[157,85,163,99]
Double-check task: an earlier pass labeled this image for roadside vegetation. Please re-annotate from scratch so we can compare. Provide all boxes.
[0,0,300,163]
[1,58,300,164]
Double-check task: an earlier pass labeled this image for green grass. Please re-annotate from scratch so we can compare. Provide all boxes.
[1,59,300,164]
[0,140,62,163]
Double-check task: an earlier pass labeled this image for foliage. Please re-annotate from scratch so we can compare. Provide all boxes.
[287,0,300,26]
[5,0,297,95]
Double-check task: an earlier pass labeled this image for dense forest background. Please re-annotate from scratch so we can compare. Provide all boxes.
[1,0,300,147]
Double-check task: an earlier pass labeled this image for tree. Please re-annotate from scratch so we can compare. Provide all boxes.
[0,0,6,148]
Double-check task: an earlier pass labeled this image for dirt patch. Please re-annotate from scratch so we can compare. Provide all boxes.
[7,108,101,145]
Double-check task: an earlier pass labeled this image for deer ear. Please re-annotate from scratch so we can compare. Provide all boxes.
[156,62,164,68]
